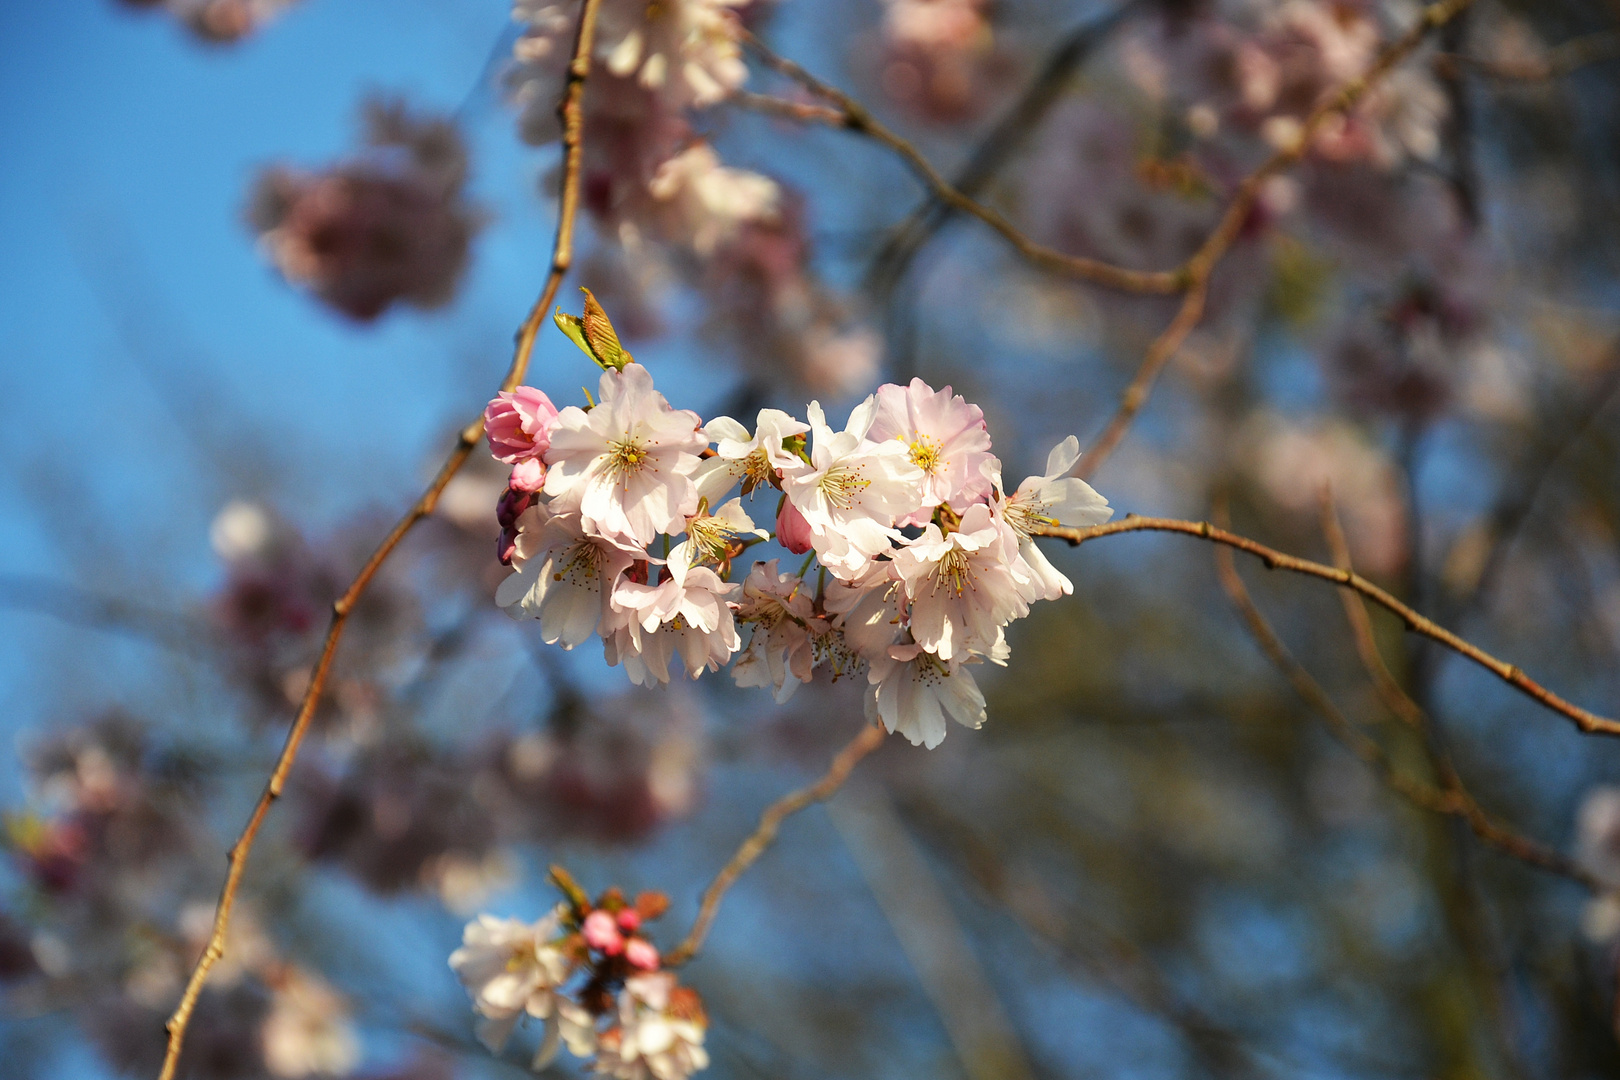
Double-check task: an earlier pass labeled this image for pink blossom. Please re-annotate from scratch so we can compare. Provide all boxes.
[867,377,994,522]
[625,937,661,971]
[485,386,560,465]
[615,909,642,933]
[775,499,814,555]
[583,910,625,955]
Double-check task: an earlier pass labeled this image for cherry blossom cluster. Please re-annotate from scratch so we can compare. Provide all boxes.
[485,297,1111,748]
[246,98,481,322]
[451,871,709,1079]
[506,0,878,397]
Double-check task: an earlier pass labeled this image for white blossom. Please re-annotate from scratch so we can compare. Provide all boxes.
[607,541,742,684]
[496,506,636,648]
[865,643,987,749]
[995,436,1112,602]
[599,0,750,108]
[261,967,360,1079]
[891,503,1027,661]
[449,908,574,1054]
[648,143,779,255]
[682,497,767,565]
[594,972,710,1080]
[778,398,926,579]
[544,363,707,549]
[691,409,808,507]
[867,377,994,523]
[731,560,818,702]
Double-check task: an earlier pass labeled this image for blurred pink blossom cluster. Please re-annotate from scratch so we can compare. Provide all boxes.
[116,0,303,43]
[508,0,879,397]
[451,876,708,1078]
[246,99,482,321]
[486,309,1113,747]
[2,714,362,1079]
[1125,0,1447,171]
[872,0,1008,123]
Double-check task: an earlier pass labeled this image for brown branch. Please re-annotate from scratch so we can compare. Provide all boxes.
[1315,493,1598,886]
[664,721,888,967]
[864,0,1151,298]
[740,1,1476,473]
[1212,531,1597,888]
[152,3,606,1077]
[1077,0,1480,476]
[739,30,1182,296]
[1032,514,1620,737]
[1436,30,1620,81]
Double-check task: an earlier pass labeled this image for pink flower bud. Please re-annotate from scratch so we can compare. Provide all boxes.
[582,910,624,955]
[508,457,546,493]
[776,499,814,555]
[485,386,559,464]
[615,909,641,933]
[624,938,660,972]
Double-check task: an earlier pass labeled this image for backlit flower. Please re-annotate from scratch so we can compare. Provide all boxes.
[867,377,993,522]
[544,363,706,548]
[865,643,987,749]
[778,399,925,578]
[497,507,637,648]
[890,503,1026,661]
[994,436,1112,602]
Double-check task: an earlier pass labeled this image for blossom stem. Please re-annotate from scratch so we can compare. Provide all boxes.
[154,4,607,1078]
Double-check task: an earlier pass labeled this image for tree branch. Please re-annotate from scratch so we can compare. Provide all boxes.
[1212,531,1596,888]
[1032,513,1619,737]
[1076,0,1481,476]
[153,2,606,1076]
[665,721,888,967]
[739,30,1182,295]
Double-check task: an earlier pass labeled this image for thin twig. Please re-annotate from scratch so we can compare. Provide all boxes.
[664,721,888,966]
[1436,30,1620,81]
[1212,532,1596,888]
[1032,514,1620,737]
[1077,0,1480,476]
[153,3,605,1076]
[740,30,1182,296]
[1314,493,1597,887]
[865,0,1150,298]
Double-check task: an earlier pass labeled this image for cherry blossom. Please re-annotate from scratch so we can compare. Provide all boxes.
[498,506,638,647]
[681,497,766,565]
[449,908,575,1054]
[647,143,780,255]
[891,503,1028,661]
[485,386,561,492]
[261,967,360,1079]
[731,560,819,703]
[691,409,809,507]
[778,399,926,578]
[868,377,995,524]
[594,972,710,1080]
[994,436,1113,602]
[544,363,707,548]
[865,643,988,749]
[607,541,742,685]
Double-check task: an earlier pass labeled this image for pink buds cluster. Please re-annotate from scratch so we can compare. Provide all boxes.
[450,866,708,1078]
